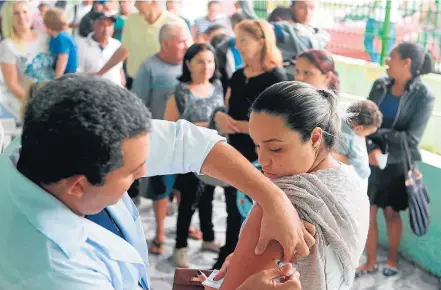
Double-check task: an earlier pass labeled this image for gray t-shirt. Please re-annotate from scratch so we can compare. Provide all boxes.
[131,55,182,119]
[174,80,224,123]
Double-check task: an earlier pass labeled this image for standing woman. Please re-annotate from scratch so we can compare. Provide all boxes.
[0,1,54,120]
[212,19,287,269]
[356,42,435,277]
[164,43,224,268]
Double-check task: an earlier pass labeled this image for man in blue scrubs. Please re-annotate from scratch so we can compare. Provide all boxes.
[0,74,312,289]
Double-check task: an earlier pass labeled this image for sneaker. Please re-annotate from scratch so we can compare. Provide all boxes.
[202,241,221,253]
[173,248,190,268]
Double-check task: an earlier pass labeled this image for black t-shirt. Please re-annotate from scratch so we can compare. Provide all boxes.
[228,67,288,162]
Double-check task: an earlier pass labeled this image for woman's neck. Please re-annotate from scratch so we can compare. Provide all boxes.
[188,80,212,97]
[190,78,210,86]
[13,29,34,43]
[391,77,409,95]
[309,151,340,173]
[244,61,264,77]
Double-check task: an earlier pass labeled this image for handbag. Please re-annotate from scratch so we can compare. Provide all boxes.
[402,134,430,236]
[172,269,213,290]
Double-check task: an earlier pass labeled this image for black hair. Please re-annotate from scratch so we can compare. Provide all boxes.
[347,100,383,128]
[178,43,220,83]
[204,23,225,36]
[251,81,340,148]
[395,42,434,77]
[267,6,295,22]
[208,0,220,8]
[17,74,152,186]
[210,33,229,48]
[230,12,245,27]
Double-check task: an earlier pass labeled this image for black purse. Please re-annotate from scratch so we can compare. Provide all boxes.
[402,135,430,236]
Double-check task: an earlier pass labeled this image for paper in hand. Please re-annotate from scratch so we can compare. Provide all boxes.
[201,270,224,289]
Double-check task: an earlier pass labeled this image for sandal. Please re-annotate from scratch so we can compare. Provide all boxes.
[188,227,203,240]
[149,240,164,255]
[355,264,379,278]
[383,265,399,277]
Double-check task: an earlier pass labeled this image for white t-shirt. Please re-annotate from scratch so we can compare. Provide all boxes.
[67,3,93,26]
[0,33,54,119]
[77,33,123,86]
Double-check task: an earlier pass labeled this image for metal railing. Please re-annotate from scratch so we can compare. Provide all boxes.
[253,0,441,73]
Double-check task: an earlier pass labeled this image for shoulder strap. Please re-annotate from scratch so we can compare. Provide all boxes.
[401,133,414,175]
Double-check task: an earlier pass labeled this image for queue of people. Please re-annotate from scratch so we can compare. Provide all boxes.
[0,1,436,290]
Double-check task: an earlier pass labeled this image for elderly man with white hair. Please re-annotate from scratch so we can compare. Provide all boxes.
[131,22,192,255]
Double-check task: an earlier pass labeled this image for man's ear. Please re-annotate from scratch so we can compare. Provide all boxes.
[62,175,89,199]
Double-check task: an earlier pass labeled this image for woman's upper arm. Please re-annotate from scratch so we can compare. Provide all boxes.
[1,63,25,100]
[164,96,180,122]
[220,205,283,290]
[224,88,231,107]
[0,40,17,65]
[1,63,19,85]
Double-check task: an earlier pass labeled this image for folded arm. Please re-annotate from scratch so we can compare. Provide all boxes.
[374,95,435,148]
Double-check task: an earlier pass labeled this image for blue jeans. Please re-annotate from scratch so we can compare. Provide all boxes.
[364,18,396,63]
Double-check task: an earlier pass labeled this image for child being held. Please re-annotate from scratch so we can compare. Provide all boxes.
[333,100,383,179]
[43,8,78,78]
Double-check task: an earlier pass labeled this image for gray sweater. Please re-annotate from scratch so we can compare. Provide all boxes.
[274,165,369,290]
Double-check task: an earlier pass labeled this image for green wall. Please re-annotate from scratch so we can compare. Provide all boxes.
[376,159,441,277]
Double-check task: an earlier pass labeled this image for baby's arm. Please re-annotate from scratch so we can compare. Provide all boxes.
[348,136,371,179]
[54,53,69,78]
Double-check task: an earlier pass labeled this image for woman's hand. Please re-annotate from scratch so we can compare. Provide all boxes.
[214,253,234,280]
[214,111,241,134]
[368,149,382,167]
[200,264,301,290]
[237,264,302,290]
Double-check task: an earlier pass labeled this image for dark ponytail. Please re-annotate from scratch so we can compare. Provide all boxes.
[421,52,434,75]
[396,42,434,77]
[318,89,341,148]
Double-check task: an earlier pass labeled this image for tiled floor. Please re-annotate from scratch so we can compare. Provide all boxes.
[138,190,440,290]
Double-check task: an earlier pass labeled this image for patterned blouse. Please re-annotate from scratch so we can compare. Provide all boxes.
[174,80,224,124]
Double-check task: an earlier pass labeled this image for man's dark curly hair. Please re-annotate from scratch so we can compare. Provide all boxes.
[17,74,152,186]
[347,100,383,129]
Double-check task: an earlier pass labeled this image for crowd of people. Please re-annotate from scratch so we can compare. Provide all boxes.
[0,1,436,290]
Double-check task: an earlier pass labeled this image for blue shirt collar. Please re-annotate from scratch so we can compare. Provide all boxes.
[1,137,87,258]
